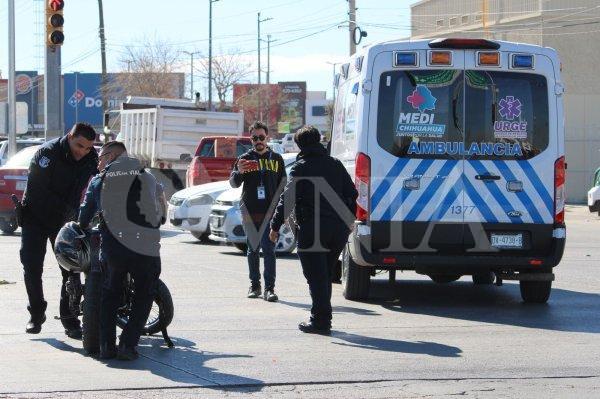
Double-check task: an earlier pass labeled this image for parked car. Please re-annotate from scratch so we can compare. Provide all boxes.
[588,167,600,215]
[208,152,298,253]
[0,145,40,234]
[0,138,45,167]
[268,141,285,154]
[167,180,231,241]
[185,136,253,187]
[281,133,299,153]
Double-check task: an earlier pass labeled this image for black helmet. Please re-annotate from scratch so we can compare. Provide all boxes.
[54,222,91,273]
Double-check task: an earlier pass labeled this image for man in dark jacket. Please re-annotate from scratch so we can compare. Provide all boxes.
[20,123,98,336]
[230,121,286,302]
[79,141,164,360]
[270,125,357,335]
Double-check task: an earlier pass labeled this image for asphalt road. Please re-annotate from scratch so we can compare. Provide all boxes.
[1,205,599,398]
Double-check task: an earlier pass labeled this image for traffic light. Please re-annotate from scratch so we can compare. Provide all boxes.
[46,0,64,47]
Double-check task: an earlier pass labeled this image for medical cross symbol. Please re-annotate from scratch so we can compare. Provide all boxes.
[498,96,522,120]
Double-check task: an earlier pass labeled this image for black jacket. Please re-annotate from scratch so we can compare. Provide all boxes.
[270,144,358,232]
[23,136,98,231]
[230,148,286,225]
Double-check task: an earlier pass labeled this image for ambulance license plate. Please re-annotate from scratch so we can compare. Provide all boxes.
[491,233,523,249]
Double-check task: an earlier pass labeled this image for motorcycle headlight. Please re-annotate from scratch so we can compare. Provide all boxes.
[186,194,214,207]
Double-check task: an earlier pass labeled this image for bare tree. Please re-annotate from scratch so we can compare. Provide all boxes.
[104,38,184,99]
[196,52,252,111]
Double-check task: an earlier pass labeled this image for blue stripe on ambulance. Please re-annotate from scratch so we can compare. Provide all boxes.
[404,160,457,222]
[493,160,545,224]
[518,161,554,217]
[462,176,499,223]
[371,158,409,212]
[427,176,462,222]
[468,160,524,224]
[380,159,434,221]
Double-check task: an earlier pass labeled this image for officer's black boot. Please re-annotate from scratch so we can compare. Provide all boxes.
[25,301,47,334]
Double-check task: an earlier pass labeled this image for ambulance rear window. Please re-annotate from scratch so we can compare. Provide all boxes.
[464,71,549,160]
[376,70,464,159]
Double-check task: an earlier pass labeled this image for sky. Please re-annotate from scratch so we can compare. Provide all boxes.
[0,0,420,100]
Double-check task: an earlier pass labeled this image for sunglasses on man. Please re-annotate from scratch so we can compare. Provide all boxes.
[251,135,267,142]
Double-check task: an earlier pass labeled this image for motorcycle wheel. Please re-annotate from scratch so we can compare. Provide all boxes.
[116,279,174,336]
[82,271,102,355]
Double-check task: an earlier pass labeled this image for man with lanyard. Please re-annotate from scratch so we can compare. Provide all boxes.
[78,141,165,360]
[230,121,286,302]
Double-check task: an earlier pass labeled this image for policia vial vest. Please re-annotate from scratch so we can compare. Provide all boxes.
[99,157,161,256]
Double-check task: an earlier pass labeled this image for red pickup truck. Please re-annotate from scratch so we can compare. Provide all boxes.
[186,136,252,187]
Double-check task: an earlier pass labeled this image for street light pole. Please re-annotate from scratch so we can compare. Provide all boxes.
[7,0,17,157]
[208,0,219,111]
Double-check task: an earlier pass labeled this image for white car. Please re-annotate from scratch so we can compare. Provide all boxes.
[0,138,45,166]
[167,180,231,241]
[281,133,299,153]
[588,167,600,215]
[208,152,298,253]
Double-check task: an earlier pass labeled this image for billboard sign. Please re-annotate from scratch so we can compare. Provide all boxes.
[63,73,104,132]
[278,81,306,134]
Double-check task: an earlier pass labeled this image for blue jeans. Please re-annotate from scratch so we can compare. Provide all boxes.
[245,222,276,290]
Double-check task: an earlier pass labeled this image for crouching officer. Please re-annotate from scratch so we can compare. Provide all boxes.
[270,126,357,335]
[78,141,165,360]
[21,123,98,336]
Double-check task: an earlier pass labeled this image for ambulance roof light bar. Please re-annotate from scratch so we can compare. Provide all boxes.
[428,38,500,50]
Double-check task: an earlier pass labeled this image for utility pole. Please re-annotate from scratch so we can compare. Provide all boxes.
[257,12,273,85]
[257,12,272,121]
[44,0,64,140]
[183,51,201,100]
[208,0,219,111]
[7,0,17,157]
[266,35,276,131]
[98,0,108,135]
[348,0,356,55]
[482,0,489,39]
[326,61,339,103]
[266,35,274,85]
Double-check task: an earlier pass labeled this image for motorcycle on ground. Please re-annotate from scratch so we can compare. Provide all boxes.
[55,223,174,355]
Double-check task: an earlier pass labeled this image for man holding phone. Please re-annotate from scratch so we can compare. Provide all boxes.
[230,121,287,301]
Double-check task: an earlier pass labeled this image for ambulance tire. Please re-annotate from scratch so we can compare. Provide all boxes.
[472,272,495,285]
[429,274,461,284]
[342,246,370,300]
[519,280,552,304]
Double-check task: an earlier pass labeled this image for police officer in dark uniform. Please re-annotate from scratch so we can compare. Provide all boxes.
[21,123,98,337]
[78,141,165,360]
[270,126,357,335]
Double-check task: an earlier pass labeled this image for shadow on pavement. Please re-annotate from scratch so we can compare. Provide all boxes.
[331,331,462,357]
[367,279,600,334]
[33,336,264,391]
[278,299,381,316]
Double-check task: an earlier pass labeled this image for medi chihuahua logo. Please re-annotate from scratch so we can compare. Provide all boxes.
[406,85,437,112]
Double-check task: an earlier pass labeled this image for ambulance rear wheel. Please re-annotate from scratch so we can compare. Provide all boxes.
[342,246,370,300]
[519,280,552,303]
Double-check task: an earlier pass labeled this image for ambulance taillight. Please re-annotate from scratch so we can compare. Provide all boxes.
[554,156,566,225]
[355,152,371,222]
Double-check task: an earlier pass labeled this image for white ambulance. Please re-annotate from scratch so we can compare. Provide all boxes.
[330,38,566,303]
